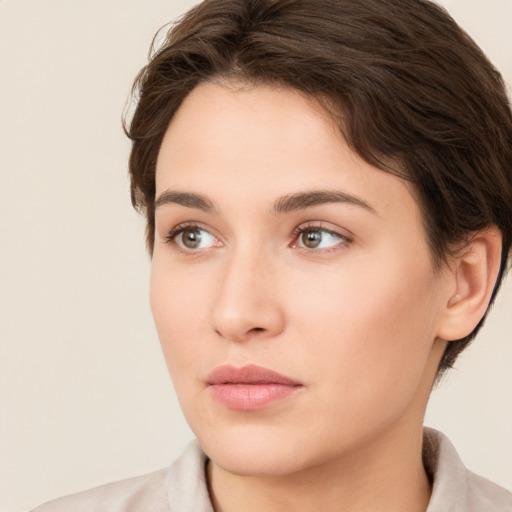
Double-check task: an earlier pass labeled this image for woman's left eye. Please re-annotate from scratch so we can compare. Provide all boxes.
[295,228,346,250]
[171,226,219,250]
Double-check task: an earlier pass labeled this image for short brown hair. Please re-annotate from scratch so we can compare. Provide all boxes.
[124,0,512,372]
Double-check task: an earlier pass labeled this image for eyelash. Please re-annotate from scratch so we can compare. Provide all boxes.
[164,222,217,254]
[164,221,352,255]
[290,222,352,253]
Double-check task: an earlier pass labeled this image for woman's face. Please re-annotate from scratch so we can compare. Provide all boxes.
[151,81,452,476]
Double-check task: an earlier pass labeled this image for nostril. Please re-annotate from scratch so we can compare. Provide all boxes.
[250,327,265,333]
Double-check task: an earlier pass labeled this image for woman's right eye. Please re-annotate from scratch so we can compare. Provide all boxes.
[169,226,219,251]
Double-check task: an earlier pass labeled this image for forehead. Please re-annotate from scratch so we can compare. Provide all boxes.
[155,81,422,229]
[156,80,342,183]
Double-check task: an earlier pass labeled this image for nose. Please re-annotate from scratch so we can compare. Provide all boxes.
[211,249,286,343]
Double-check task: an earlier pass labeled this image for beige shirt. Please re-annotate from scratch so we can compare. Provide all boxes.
[32,428,512,512]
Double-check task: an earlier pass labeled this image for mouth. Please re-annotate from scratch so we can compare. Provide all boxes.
[206,364,303,411]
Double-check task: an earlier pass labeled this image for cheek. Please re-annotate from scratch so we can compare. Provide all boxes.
[286,255,439,412]
[149,259,211,380]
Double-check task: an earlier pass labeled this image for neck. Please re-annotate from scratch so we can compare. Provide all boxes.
[206,339,446,512]
[207,422,431,512]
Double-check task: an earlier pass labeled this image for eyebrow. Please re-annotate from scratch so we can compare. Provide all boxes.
[155,190,217,213]
[271,190,377,215]
[154,189,376,216]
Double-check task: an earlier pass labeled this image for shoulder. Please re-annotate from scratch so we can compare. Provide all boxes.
[31,467,170,512]
[464,468,512,511]
[30,440,213,512]
[33,469,169,512]
[424,427,512,512]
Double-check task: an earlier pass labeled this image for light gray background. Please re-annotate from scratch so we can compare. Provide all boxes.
[1,1,511,511]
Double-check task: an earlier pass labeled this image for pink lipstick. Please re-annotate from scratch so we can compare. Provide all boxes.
[206,364,303,411]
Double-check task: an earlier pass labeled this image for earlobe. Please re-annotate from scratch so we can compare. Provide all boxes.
[437,226,502,341]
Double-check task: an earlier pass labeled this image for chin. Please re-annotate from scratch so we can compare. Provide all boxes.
[194,421,318,477]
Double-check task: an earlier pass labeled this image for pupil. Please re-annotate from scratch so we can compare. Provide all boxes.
[183,228,201,248]
[303,230,321,248]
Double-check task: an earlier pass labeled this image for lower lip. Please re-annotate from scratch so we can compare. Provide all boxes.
[209,383,301,410]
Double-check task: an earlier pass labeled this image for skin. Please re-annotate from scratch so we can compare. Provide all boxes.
[150,81,468,512]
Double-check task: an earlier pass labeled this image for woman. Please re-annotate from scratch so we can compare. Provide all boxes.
[33,0,512,510]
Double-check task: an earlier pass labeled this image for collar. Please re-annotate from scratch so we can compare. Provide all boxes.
[166,429,512,511]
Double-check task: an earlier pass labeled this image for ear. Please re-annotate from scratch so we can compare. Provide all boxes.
[437,225,502,341]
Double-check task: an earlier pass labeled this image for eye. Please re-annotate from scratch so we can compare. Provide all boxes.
[170,225,219,250]
[295,227,347,250]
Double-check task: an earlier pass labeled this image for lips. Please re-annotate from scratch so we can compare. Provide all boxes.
[206,364,303,410]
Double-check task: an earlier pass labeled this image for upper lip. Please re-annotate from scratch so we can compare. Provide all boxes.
[206,364,302,386]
